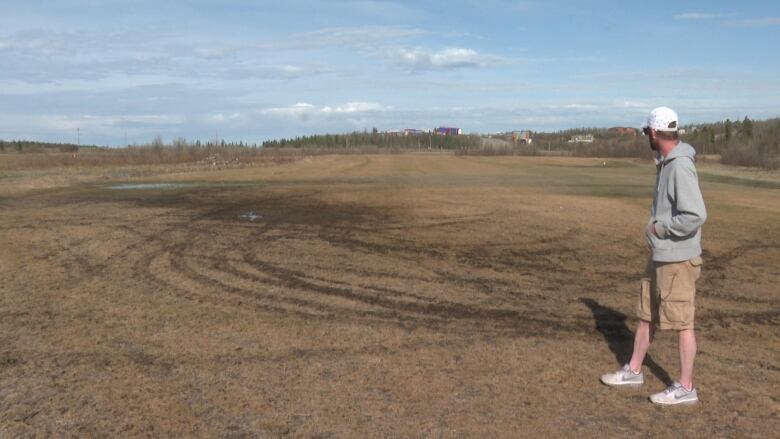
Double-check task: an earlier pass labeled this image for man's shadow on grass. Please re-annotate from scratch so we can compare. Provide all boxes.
[580,298,673,386]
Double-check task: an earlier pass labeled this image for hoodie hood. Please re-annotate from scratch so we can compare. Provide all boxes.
[656,142,697,165]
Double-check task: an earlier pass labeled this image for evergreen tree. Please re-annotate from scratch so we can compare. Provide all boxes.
[742,116,753,139]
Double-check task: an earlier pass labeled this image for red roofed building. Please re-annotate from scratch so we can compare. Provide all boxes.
[609,127,638,136]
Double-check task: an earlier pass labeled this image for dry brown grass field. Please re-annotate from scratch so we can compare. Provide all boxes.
[1,153,778,437]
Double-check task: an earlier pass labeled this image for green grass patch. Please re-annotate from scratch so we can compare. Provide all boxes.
[699,172,780,190]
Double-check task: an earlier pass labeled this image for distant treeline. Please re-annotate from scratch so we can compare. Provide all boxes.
[0,140,80,153]
[0,136,302,169]
[261,129,479,150]
[0,136,256,154]
[465,117,780,169]
[0,135,411,170]
[4,117,779,169]
[261,118,780,169]
[709,118,780,169]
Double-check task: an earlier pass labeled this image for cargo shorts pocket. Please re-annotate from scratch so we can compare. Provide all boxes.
[661,300,694,327]
[636,278,652,321]
[659,261,697,329]
[687,256,703,282]
[660,265,695,302]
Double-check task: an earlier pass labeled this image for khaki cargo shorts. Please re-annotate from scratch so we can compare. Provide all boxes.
[636,256,703,330]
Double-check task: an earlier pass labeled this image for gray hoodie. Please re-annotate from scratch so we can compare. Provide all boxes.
[646,142,707,262]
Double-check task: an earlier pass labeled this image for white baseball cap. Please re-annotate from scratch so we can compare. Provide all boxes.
[641,106,679,133]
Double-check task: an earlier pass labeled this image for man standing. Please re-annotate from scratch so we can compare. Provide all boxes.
[600,107,707,405]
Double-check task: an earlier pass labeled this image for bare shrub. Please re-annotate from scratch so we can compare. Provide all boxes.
[720,119,780,169]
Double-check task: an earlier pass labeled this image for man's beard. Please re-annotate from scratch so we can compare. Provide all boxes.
[648,138,658,151]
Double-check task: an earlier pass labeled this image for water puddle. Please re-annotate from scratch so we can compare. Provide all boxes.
[239,211,260,221]
[106,183,196,190]
[105,182,259,190]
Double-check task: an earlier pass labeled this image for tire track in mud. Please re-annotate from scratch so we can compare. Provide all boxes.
[137,244,306,319]
[232,225,584,336]
[118,195,420,327]
[107,190,584,336]
[131,198,768,335]
[700,243,780,305]
[139,231,562,336]
[100,189,322,266]
[704,308,780,329]
[45,189,268,296]
[0,336,482,378]
[29,185,778,335]
[453,227,585,288]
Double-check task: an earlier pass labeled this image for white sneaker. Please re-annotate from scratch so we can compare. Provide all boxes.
[600,364,644,387]
[650,382,699,405]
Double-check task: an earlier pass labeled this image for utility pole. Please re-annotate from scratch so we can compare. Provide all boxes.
[124,130,128,147]
[77,128,80,147]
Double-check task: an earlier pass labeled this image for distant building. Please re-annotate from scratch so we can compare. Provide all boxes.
[435,127,462,136]
[403,128,425,136]
[511,130,533,144]
[568,134,595,143]
[608,127,637,137]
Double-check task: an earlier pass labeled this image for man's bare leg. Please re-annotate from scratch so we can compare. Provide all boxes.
[678,329,697,390]
[628,320,654,373]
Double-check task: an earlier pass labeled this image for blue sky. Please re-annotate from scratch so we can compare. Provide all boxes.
[1,0,779,145]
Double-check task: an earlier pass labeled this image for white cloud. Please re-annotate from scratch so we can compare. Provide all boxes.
[620,101,651,109]
[673,13,725,21]
[320,102,384,113]
[0,32,70,56]
[207,112,247,123]
[193,45,238,59]
[37,114,185,132]
[0,25,420,84]
[729,17,780,27]
[674,14,780,27]
[193,25,426,57]
[122,114,186,125]
[0,29,173,57]
[206,63,332,80]
[387,47,504,71]
[261,102,387,121]
[563,103,599,110]
[261,102,317,119]
[269,26,426,50]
